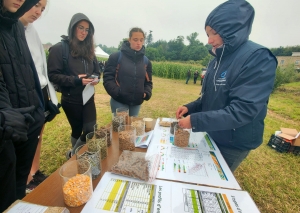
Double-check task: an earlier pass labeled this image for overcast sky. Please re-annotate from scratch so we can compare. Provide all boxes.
[33,0,300,49]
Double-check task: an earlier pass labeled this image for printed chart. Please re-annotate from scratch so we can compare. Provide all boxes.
[95,179,155,212]
[172,182,260,213]
[81,172,171,213]
[82,173,259,213]
[150,118,220,152]
[147,118,240,190]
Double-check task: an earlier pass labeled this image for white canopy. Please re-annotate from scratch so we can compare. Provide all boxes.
[95,46,109,58]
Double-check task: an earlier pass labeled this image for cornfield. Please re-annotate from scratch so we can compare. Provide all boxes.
[152,61,203,79]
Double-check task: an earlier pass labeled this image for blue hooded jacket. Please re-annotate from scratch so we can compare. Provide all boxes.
[185,0,277,150]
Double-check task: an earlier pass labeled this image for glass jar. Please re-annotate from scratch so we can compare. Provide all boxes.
[112,113,125,132]
[86,131,107,160]
[116,107,129,124]
[118,125,136,151]
[94,123,112,147]
[59,159,93,207]
[75,144,101,180]
[143,118,153,131]
[174,124,191,147]
[130,116,145,136]
[170,119,178,135]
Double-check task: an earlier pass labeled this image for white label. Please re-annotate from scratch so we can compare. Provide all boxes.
[7,202,47,213]
[125,206,138,213]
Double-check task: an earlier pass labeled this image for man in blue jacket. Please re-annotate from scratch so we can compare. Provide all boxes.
[176,0,277,172]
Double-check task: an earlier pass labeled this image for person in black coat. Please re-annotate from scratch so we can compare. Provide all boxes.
[103,27,153,116]
[193,70,199,84]
[0,0,45,211]
[186,69,191,84]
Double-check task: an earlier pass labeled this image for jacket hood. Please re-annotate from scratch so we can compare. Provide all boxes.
[205,0,254,54]
[0,0,39,25]
[67,13,94,38]
[121,41,146,60]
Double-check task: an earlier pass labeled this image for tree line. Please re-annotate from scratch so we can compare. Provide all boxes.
[98,32,211,67]
[270,45,300,56]
[97,31,300,66]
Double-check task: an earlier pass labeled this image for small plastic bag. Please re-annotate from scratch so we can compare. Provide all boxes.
[110,150,160,182]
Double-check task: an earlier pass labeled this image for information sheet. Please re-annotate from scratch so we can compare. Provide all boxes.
[171,182,260,213]
[147,118,240,190]
[82,173,259,213]
[81,172,171,213]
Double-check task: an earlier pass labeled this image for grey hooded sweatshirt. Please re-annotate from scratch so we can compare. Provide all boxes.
[185,0,277,150]
[48,13,99,104]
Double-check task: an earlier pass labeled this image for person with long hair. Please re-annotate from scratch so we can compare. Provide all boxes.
[103,27,153,116]
[48,13,100,158]
[20,0,60,193]
[0,0,45,211]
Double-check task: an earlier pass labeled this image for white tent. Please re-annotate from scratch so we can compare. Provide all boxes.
[95,46,109,58]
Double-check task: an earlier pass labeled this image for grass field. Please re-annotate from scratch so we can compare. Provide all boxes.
[40,77,300,213]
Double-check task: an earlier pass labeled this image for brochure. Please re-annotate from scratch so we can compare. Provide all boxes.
[135,130,154,148]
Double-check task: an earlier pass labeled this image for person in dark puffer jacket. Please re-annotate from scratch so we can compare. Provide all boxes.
[0,0,45,211]
[176,0,277,172]
[103,27,153,116]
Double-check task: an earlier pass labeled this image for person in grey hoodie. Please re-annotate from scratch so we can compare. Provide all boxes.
[48,13,100,158]
[176,0,277,172]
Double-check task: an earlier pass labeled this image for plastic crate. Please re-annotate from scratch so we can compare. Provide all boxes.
[267,134,292,153]
[288,146,300,156]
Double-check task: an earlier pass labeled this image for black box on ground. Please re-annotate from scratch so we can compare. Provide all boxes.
[267,134,292,153]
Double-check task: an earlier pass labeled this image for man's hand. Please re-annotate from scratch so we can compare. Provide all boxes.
[178,115,192,129]
[176,106,188,119]
[0,106,35,142]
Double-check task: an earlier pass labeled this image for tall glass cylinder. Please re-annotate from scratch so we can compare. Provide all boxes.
[118,125,136,151]
[112,113,125,132]
[94,123,112,147]
[130,116,145,136]
[75,144,101,180]
[59,159,93,207]
[116,107,129,124]
[86,131,107,160]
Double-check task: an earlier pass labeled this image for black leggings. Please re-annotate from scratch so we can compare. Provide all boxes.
[61,98,96,142]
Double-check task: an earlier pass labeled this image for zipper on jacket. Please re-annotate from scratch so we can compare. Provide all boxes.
[82,58,87,74]
[133,51,137,101]
[0,33,7,50]
[13,25,23,56]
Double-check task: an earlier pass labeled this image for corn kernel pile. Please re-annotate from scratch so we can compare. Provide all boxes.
[62,174,92,207]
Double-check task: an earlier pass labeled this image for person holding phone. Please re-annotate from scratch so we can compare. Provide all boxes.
[48,13,100,158]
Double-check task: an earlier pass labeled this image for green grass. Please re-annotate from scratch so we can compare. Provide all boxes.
[40,77,300,213]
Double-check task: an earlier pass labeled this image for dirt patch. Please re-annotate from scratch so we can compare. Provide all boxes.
[267,110,299,125]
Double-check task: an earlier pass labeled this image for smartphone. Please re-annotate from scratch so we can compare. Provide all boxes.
[86,74,98,79]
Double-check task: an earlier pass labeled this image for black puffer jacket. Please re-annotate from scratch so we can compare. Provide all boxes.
[0,0,44,110]
[103,41,153,106]
[47,13,99,104]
